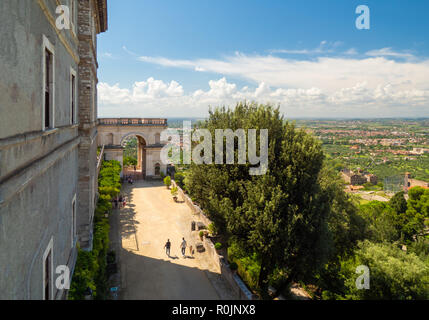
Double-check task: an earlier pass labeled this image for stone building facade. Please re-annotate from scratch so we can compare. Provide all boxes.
[0,0,107,299]
[97,118,168,178]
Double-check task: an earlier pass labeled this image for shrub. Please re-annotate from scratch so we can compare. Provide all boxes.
[123,156,137,167]
[164,176,171,189]
[227,240,261,291]
[69,160,118,300]
[208,223,218,236]
[215,242,222,250]
[174,172,185,188]
[199,231,204,238]
[171,186,178,197]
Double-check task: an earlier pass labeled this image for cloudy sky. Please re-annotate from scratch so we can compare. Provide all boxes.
[97,0,429,119]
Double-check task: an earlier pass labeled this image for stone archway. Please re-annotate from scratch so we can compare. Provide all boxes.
[121,133,148,179]
[97,118,168,179]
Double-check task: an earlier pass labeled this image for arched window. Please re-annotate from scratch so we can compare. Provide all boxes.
[155,163,160,176]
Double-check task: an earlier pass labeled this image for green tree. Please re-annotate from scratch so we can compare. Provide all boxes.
[389,191,407,215]
[400,187,428,242]
[314,164,366,297]
[343,241,429,300]
[357,201,399,243]
[185,102,333,298]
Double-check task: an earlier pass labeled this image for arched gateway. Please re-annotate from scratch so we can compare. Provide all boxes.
[97,118,168,179]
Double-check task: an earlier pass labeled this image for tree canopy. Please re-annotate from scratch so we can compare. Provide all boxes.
[184,102,339,296]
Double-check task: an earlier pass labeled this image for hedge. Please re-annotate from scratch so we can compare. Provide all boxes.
[68,160,121,299]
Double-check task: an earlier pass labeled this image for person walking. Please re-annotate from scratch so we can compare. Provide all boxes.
[180,238,187,258]
[164,239,171,256]
[118,195,123,208]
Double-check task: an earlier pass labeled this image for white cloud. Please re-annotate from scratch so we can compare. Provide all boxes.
[344,48,358,55]
[365,47,415,59]
[99,46,429,118]
[99,77,429,118]
[136,52,429,94]
[270,41,341,55]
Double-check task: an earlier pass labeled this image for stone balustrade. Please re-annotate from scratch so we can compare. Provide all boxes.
[98,118,168,126]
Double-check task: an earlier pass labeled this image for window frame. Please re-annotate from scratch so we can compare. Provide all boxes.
[70,67,77,125]
[92,79,97,122]
[42,237,54,300]
[42,35,55,131]
[70,0,77,36]
[71,194,77,248]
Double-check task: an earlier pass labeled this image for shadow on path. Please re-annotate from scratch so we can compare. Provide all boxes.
[121,249,220,300]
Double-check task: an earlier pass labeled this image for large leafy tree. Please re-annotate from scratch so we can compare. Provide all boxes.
[404,187,429,241]
[357,201,399,243]
[313,165,366,297]
[185,102,334,297]
[343,241,429,300]
[389,191,408,215]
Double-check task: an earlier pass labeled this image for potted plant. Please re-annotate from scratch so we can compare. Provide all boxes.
[171,186,178,202]
[208,223,217,236]
[163,176,171,189]
[214,242,222,253]
[199,230,204,241]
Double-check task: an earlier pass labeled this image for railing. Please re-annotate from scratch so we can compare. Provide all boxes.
[98,118,168,126]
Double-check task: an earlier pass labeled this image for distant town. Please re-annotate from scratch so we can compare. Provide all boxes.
[294,119,429,202]
[168,118,429,203]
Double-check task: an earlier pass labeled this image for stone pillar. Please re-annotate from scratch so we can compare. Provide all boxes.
[137,141,142,170]
[77,0,98,250]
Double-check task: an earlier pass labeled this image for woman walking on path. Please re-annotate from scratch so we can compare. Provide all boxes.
[180,238,187,258]
[164,239,171,256]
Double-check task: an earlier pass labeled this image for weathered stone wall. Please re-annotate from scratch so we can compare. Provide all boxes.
[0,0,106,299]
[0,0,80,139]
[0,0,81,299]
[0,146,79,299]
[76,0,100,250]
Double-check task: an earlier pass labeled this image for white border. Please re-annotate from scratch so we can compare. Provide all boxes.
[42,35,56,131]
[71,194,77,248]
[70,67,77,125]
[42,237,54,300]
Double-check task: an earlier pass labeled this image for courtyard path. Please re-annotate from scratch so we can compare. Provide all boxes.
[116,179,229,300]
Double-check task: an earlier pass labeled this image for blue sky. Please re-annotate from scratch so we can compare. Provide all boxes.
[97,0,429,118]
